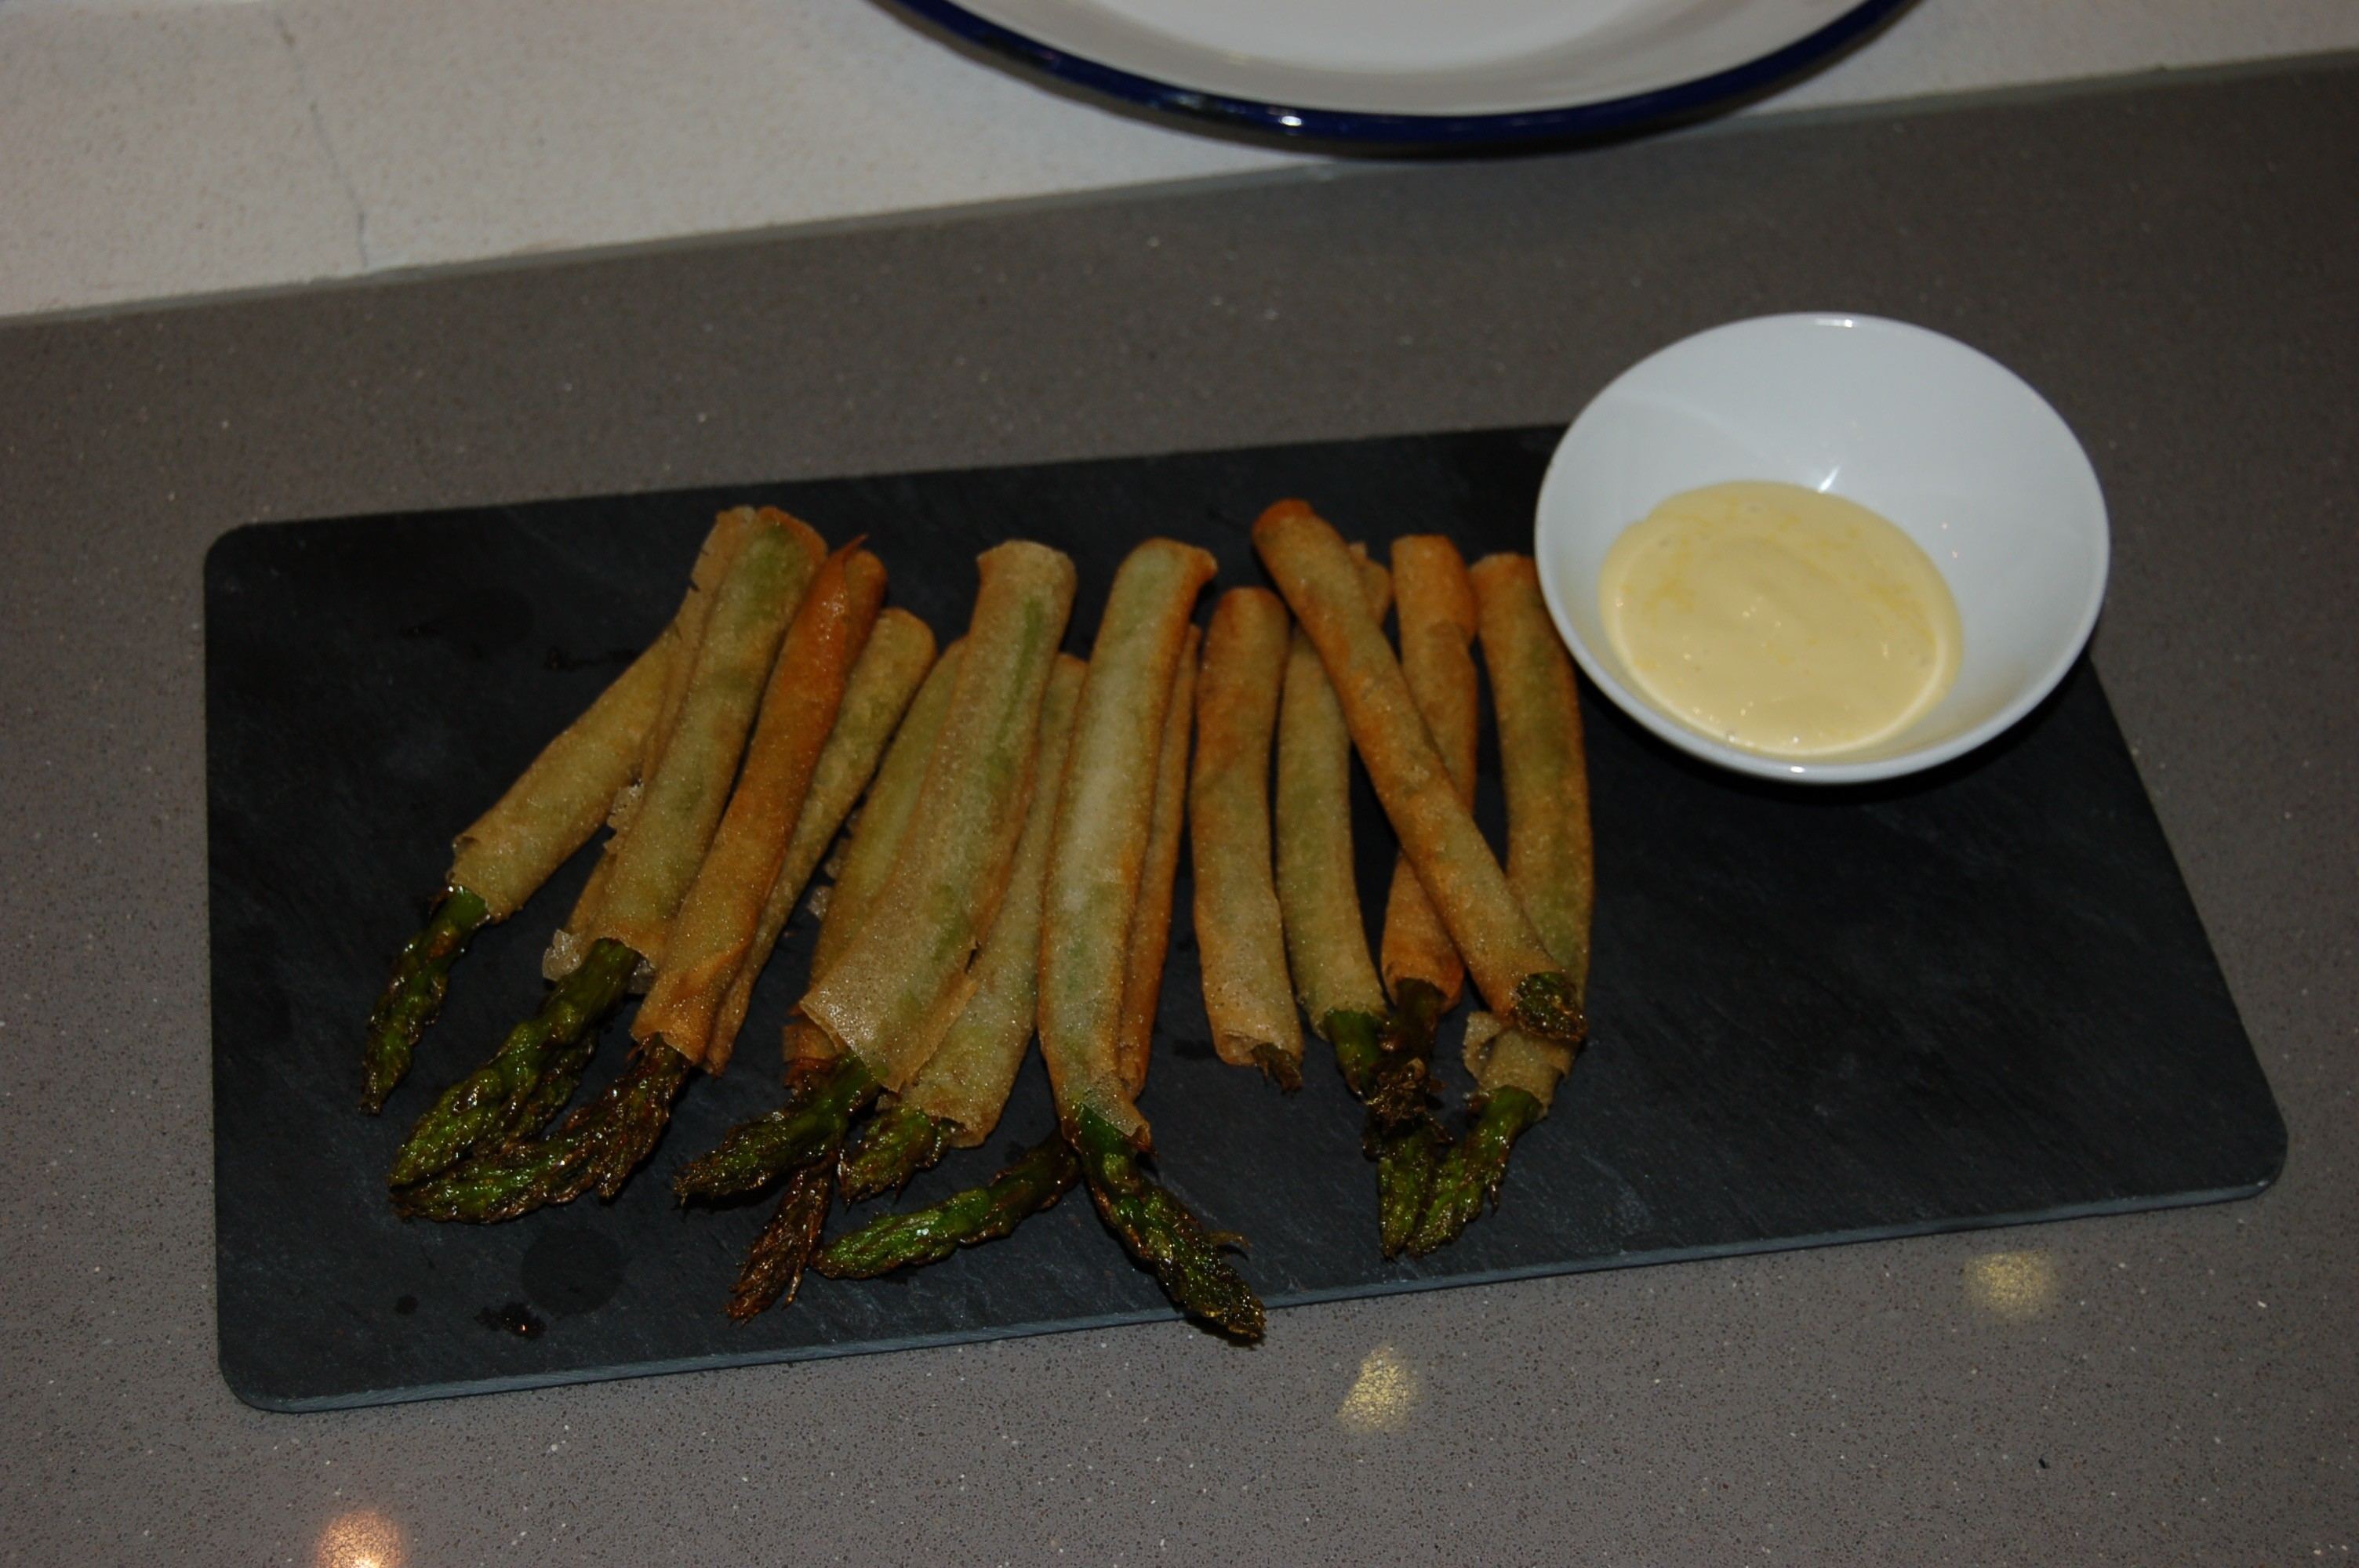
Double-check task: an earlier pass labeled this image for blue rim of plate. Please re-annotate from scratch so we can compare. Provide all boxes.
[883,0,1917,150]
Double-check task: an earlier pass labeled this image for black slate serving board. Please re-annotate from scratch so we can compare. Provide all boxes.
[206,427,2284,1410]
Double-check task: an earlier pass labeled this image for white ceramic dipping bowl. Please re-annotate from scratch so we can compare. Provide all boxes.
[1535,313,2110,784]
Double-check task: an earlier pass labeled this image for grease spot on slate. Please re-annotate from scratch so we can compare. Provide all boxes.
[393,1294,418,1316]
[478,1301,545,1338]
[521,1225,625,1318]
[401,587,534,660]
[1172,1036,1215,1062]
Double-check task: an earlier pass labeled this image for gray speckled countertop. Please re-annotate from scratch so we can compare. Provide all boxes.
[2,59,2353,1566]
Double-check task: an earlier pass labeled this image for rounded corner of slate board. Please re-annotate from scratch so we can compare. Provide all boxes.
[203,516,292,585]
[2240,1096,2292,1196]
[216,1331,313,1415]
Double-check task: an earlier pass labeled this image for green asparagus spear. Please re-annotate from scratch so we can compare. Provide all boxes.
[392,1044,693,1222]
[391,515,821,1195]
[1070,1109,1263,1341]
[387,937,638,1187]
[838,1102,958,1203]
[816,1133,1078,1279]
[671,1054,878,1203]
[1374,1117,1450,1258]
[361,621,678,1109]
[1363,978,1446,1257]
[1405,1086,1544,1255]
[1321,991,1449,1258]
[361,888,490,1112]
[705,1048,858,1317]
[1269,556,1452,1255]
[725,1163,836,1320]
[1405,554,1594,1254]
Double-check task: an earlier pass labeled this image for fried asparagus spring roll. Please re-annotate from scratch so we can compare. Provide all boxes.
[590,517,828,972]
[1190,587,1301,1086]
[1254,500,1579,1045]
[1112,625,1198,1100]
[1038,539,1263,1341]
[1408,553,1595,1254]
[391,514,823,1202]
[639,510,765,791]
[703,608,936,1070]
[688,661,952,1317]
[544,506,763,981]
[671,648,970,1212]
[634,544,889,1070]
[1377,535,1480,1012]
[359,632,671,1111]
[1038,538,1218,1145]
[362,510,765,1109]
[1273,554,1392,1076]
[678,542,1075,1239]
[798,541,1077,1090]
[1270,550,1445,1252]
[822,625,1201,1282]
[890,655,1088,1142]
[810,643,965,983]
[840,654,1086,1200]
[1463,553,1592,1090]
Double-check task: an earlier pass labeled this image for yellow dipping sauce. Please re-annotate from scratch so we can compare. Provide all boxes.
[1599,481,1963,759]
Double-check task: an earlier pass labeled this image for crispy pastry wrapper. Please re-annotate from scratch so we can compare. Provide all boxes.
[1460,1009,1577,1109]
[446,633,671,921]
[703,608,936,1071]
[900,654,1086,1143]
[1463,553,1595,1107]
[587,512,826,970]
[1377,534,1481,1009]
[1112,625,1198,1099]
[628,506,764,826]
[1038,538,1218,1145]
[1255,501,1567,1036]
[634,545,888,1069]
[1468,554,1593,990]
[541,510,761,974]
[811,641,965,984]
[799,541,1078,1091]
[1189,586,1300,1076]
[1274,552,1392,1034]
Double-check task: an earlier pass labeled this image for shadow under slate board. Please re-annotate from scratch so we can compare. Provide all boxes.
[205,426,2284,1410]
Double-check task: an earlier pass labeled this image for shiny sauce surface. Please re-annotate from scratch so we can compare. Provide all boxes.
[1599,481,1963,758]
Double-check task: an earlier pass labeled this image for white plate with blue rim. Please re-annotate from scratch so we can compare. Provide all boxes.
[881,0,1914,150]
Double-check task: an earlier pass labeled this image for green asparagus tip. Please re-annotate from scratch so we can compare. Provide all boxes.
[1372,1116,1448,1259]
[386,937,637,1187]
[816,1131,1078,1280]
[393,1044,692,1223]
[673,1053,876,1205]
[360,887,489,1113]
[838,1102,956,1203]
[725,1163,836,1321]
[1070,1109,1264,1342]
[1405,1087,1544,1257]
[1509,971,1587,1049]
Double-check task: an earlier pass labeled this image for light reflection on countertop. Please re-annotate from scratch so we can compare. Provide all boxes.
[1962,1250,2060,1323]
[1336,1343,1419,1433]
[315,1508,405,1568]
